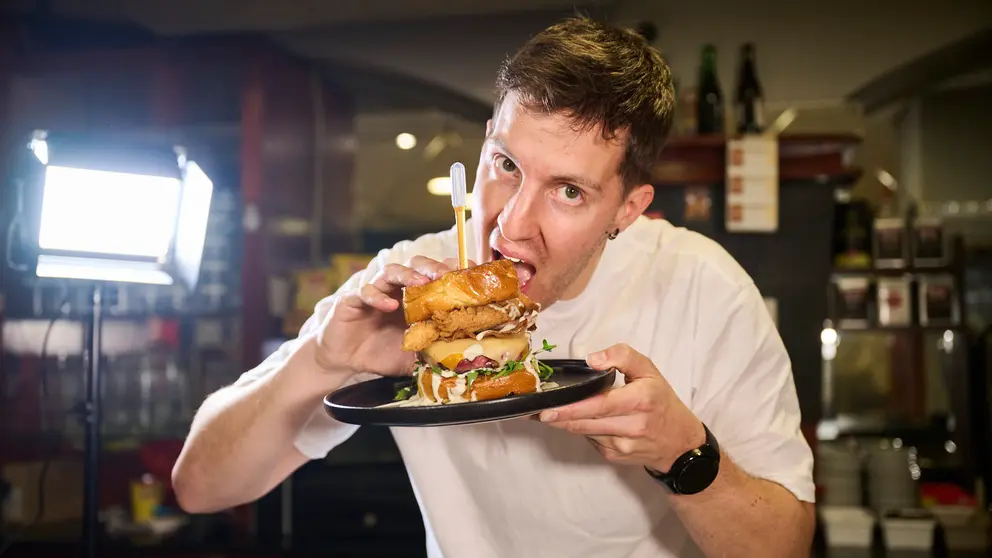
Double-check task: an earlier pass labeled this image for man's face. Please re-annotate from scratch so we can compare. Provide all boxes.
[472,91,653,308]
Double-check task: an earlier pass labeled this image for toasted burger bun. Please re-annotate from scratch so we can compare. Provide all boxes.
[400,260,539,353]
[420,334,530,370]
[417,366,539,403]
[403,259,519,325]
[414,334,541,404]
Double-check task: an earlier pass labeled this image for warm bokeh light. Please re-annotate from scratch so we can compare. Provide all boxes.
[395,133,417,150]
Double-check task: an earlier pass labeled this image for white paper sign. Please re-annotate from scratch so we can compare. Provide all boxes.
[726,136,779,233]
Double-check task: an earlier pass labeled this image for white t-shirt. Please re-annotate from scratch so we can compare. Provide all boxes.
[237,216,814,558]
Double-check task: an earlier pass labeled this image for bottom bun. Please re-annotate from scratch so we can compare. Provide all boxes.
[417,366,539,404]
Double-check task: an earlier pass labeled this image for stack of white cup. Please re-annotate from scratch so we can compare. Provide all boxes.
[866,440,919,515]
[817,442,863,507]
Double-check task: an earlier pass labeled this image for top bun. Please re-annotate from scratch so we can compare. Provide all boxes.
[402,260,520,325]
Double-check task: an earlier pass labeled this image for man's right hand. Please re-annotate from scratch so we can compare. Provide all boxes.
[312,255,454,379]
[171,255,472,513]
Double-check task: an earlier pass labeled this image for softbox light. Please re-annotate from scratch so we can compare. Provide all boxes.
[9,130,215,558]
[24,130,213,290]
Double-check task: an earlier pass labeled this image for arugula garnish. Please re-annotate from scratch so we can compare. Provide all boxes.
[532,339,558,380]
[393,383,414,401]
[537,360,555,381]
[493,359,522,379]
[465,371,479,388]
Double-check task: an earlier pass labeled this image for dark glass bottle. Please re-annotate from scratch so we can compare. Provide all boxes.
[696,44,723,135]
[735,43,764,134]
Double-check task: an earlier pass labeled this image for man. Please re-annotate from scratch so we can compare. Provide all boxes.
[173,17,815,557]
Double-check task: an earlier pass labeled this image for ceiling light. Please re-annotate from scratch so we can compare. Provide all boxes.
[427,177,472,205]
[395,133,417,150]
[876,169,897,190]
[427,176,451,196]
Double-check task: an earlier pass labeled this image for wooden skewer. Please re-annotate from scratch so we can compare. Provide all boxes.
[454,205,468,269]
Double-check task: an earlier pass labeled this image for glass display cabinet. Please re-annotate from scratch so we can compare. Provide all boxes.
[818,200,986,513]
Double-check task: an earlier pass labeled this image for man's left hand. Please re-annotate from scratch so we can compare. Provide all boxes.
[538,343,706,473]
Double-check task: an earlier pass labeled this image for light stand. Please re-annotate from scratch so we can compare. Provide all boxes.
[9,130,213,558]
[82,284,102,558]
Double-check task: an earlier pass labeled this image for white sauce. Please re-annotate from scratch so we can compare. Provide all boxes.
[431,372,443,402]
[506,303,521,319]
[380,392,435,408]
[461,343,484,361]
[498,352,510,366]
[448,376,468,403]
[522,354,543,392]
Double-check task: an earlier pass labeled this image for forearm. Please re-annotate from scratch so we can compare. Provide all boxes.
[172,336,348,511]
[668,453,814,558]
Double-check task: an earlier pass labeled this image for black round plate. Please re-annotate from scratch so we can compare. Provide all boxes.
[323,359,616,427]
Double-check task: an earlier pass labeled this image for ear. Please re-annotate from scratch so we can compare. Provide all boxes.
[485,118,493,137]
[613,184,654,231]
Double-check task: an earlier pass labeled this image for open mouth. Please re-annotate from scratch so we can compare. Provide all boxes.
[493,249,536,292]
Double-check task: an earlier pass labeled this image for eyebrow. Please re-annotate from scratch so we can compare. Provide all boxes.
[488,136,603,193]
[488,137,517,162]
[551,173,602,193]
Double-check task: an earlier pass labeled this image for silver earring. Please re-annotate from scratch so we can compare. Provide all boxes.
[606,228,619,240]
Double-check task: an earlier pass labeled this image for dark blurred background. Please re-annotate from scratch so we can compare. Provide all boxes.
[0,0,990,557]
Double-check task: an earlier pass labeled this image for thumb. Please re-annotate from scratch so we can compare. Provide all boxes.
[586,343,659,380]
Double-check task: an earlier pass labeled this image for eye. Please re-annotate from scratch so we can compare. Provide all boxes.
[494,154,518,175]
[553,184,584,205]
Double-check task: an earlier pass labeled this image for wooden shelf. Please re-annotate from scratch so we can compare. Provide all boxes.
[832,325,966,334]
[653,133,862,186]
[831,265,957,278]
[816,417,953,441]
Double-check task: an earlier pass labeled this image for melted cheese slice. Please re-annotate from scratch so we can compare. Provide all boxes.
[421,334,529,369]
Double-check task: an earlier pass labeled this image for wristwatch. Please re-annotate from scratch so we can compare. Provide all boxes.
[645,423,721,495]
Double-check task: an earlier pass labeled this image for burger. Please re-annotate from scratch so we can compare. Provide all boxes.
[393,259,556,404]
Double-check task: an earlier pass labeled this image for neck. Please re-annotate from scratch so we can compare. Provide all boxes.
[558,241,606,301]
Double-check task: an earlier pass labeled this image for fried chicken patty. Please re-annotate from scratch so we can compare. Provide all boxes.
[400,296,538,352]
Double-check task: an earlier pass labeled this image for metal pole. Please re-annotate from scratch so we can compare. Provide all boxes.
[82,283,102,558]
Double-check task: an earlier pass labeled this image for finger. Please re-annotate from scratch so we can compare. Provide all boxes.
[406,256,451,280]
[543,415,649,438]
[358,283,400,312]
[539,386,640,422]
[372,263,431,293]
[336,290,369,312]
[336,287,396,314]
[586,343,660,381]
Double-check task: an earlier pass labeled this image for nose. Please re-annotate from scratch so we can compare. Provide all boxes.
[496,182,541,242]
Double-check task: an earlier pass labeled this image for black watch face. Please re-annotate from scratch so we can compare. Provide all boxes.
[677,457,720,495]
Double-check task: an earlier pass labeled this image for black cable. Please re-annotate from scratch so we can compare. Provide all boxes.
[0,285,70,557]
[4,217,29,274]
[5,178,29,274]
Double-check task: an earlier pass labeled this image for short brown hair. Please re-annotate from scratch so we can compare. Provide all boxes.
[495,16,675,194]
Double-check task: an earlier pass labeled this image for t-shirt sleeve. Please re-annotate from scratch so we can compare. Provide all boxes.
[230,245,396,460]
[689,281,815,503]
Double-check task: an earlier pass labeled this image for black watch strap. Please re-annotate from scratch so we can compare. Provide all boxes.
[645,423,721,495]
